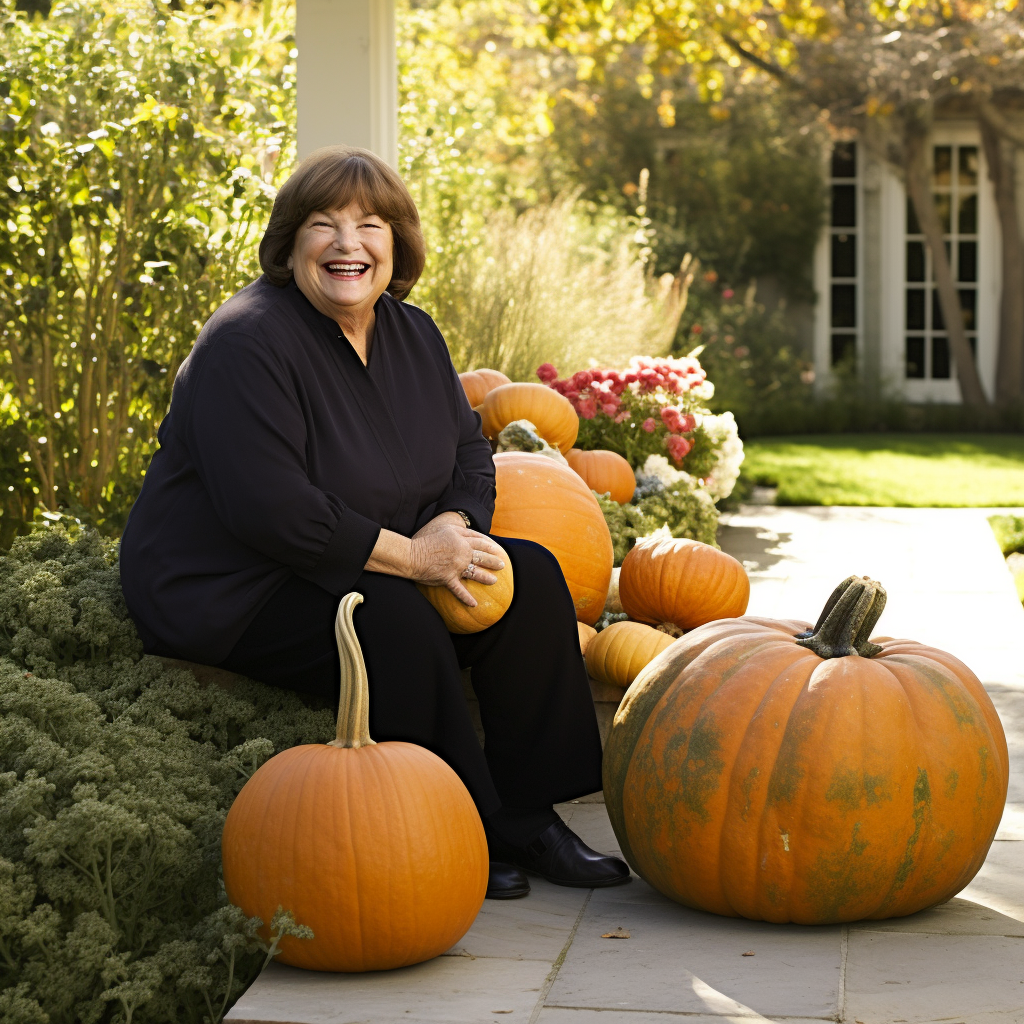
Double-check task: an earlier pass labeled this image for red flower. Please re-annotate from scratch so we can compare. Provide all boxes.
[600,402,619,417]
[537,363,559,383]
[577,396,598,419]
[641,417,657,433]
[660,406,684,432]
[571,370,594,391]
[666,434,693,464]
[722,288,735,299]
[691,324,703,335]
[614,410,631,423]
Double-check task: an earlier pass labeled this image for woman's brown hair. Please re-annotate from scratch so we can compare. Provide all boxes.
[259,146,425,301]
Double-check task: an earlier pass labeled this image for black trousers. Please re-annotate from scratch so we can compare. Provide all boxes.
[219,537,604,817]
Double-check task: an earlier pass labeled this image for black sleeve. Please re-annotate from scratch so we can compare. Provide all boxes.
[427,336,496,532]
[184,332,381,594]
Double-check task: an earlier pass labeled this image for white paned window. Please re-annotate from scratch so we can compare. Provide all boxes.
[904,144,979,380]
[829,142,859,368]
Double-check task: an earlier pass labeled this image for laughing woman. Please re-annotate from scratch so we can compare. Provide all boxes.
[119,146,629,900]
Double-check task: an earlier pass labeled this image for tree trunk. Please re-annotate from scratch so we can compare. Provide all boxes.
[904,124,990,408]
[979,109,1024,406]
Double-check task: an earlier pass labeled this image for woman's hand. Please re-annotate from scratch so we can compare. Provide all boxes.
[363,512,506,607]
[409,513,506,606]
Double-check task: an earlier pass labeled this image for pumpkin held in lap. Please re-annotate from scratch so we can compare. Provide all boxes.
[222,593,488,971]
[603,576,1009,924]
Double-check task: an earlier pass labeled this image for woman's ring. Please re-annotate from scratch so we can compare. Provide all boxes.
[462,563,477,580]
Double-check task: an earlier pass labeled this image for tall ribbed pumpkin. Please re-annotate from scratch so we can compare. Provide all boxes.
[619,534,749,630]
[222,593,488,971]
[604,577,1009,925]
[491,452,613,625]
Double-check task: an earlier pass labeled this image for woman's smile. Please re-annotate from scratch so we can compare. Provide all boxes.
[322,260,371,279]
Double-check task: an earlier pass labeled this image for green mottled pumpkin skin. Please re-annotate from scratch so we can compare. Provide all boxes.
[603,616,1009,924]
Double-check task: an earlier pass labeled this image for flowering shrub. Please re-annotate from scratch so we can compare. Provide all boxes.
[537,356,715,472]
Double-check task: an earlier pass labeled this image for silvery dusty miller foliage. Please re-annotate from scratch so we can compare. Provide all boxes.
[0,522,327,1023]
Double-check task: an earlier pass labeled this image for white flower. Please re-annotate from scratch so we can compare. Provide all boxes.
[690,380,715,401]
[635,454,693,491]
[697,410,745,501]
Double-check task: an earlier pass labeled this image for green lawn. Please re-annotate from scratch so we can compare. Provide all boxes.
[742,434,1024,507]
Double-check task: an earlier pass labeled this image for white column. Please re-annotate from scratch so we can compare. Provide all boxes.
[296,0,398,167]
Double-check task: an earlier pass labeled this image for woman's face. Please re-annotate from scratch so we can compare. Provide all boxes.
[289,203,394,323]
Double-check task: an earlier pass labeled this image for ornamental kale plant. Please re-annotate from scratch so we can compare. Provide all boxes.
[0,520,328,1023]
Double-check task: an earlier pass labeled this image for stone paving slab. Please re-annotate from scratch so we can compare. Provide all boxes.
[228,507,1024,1024]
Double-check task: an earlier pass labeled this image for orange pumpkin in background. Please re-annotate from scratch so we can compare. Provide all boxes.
[577,621,598,656]
[480,383,579,453]
[459,368,511,408]
[566,449,636,504]
[603,577,1009,925]
[222,593,488,972]
[491,452,613,625]
[619,534,749,631]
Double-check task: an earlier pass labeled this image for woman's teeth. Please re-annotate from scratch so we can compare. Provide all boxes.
[325,263,369,277]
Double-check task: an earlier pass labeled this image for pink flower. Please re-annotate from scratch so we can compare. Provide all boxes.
[722,288,735,299]
[536,363,559,383]
[614,410,631,423]
[641,417,657,433]
[571,370,594,391]
[660,406,684,432]
[600,402,618,417]
[666,434,693,465]
[679,413,696,433]
[577,396,598,419]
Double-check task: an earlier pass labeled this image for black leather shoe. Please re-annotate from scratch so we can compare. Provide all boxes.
[486,860,531,899]
[489,819,631,888]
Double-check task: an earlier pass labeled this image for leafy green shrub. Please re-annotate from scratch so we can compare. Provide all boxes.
[0,521,327,1022]
[0,0,294,545]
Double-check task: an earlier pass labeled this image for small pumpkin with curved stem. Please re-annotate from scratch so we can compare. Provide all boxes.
[604,576,1009,925]
[222,593,488,971]
[619,533,749,631]
[459,368,511,408]
[585,620,675,689]
[566,449,636,504]
[480,383,579,454]
[418,540,515,633]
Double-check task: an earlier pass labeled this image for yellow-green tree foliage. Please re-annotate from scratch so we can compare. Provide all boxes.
[0,0,295,543]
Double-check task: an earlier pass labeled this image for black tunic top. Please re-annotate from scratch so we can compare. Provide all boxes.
[119,277,495,664]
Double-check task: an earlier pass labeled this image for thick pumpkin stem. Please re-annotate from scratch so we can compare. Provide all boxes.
[794,577,887,659]
[328,592,377,749]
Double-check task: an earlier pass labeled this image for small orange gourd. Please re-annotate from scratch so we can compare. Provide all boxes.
[566,449,636,503]
[418,542,514,633]
[604,577,1010,924]
[222,593,488,972]
[480,383,579,453]
[585,620,675,689]
[459,368,511,408]
[490,452,612,625]
[619,534,749,631]
[577,621,597,656]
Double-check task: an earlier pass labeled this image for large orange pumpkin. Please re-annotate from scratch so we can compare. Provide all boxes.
[480,383,579,453]
[222,593,488,971]
[566,449,636,503]
[603,576,1010,925]
[459,368,511,408]
[491,452,613,625]
[619,534,749,630]
[585,620,675,689]
[418,541,514,633]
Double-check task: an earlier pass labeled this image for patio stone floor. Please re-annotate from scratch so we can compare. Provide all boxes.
[226,506,1024,1024]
